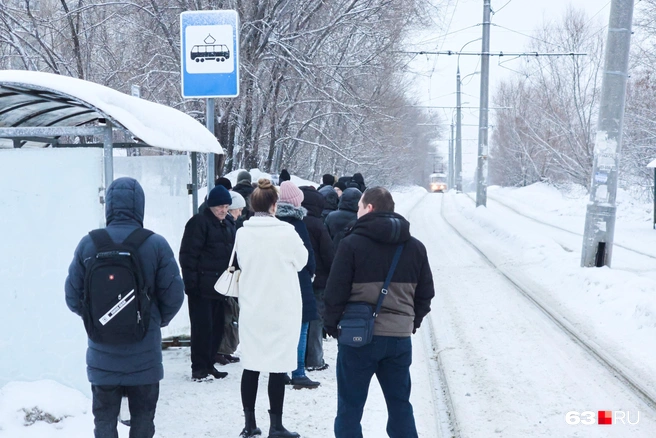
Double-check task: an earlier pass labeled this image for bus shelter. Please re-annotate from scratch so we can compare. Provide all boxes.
[0,70,222,204]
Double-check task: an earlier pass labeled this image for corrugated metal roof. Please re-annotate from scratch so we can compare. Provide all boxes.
[0,70,222,154]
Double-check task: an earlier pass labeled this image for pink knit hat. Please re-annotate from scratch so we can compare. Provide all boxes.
[279,181,304,207]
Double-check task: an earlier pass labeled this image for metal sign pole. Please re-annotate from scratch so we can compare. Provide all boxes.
[207,98,215,192]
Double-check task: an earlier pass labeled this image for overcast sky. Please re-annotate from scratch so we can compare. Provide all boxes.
[405,0,613,179]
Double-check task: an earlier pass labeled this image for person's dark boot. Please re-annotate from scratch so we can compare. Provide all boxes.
[267,410,300,438]
[239,410,262,438]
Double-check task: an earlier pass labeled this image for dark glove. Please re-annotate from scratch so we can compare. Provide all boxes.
[412,320,421,334]
[325,326,338,338]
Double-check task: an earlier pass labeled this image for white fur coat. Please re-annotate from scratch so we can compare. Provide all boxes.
[234,216,308,372]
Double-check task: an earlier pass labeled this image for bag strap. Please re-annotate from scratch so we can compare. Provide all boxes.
[227,245,237,270]
[373,243,404,318]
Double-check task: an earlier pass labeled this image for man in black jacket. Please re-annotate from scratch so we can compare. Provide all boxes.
[300,186,335,371]
[323,186,435,438]
[179,185,235,381]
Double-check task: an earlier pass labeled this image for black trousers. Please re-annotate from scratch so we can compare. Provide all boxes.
[188,294,226,372]
[92,383,159,438]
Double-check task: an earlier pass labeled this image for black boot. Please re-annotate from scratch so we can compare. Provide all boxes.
[267,410,300,438]
[240,410,262,437]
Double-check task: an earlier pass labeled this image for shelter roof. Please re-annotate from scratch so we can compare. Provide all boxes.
[0,70,222,154]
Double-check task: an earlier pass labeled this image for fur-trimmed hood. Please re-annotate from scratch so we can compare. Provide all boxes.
[275,202,307,221]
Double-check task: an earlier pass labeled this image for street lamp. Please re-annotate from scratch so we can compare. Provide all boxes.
[456,38,481,191]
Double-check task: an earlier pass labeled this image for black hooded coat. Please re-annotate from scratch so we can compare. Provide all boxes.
[300,186,334,289]
[318,185,339,220]
[324,187,362,250]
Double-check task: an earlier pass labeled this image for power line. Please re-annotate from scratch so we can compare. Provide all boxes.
[398,50,587,57]
[491,0,513,15]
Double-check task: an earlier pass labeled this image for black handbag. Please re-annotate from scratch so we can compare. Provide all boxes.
[337,244,404,347]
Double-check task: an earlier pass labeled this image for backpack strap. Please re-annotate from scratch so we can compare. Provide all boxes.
[88,229,116,252]
[122,228,154,252]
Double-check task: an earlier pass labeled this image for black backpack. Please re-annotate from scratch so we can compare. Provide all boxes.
[82,228,154,344]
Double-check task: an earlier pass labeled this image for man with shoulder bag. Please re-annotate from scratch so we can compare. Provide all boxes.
[323,187,435,438]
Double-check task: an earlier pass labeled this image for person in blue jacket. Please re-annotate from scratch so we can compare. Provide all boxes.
[276,181,320,390]
[65,177,185,438]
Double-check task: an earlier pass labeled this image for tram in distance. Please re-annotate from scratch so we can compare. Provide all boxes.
[429,172,447,193]
[191,44,230,62]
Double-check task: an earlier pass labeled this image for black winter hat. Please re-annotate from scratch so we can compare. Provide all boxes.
[215,177,232,190]
[279,169,291,182]
[322,174,335,186]
[333,181,347,192]
[207,185,232,207]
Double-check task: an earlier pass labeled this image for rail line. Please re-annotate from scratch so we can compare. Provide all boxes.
[440,194,656,413]
[479,193,656,260]
[405,192,459,438]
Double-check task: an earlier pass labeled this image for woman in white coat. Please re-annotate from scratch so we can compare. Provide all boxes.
[235,178,308,438]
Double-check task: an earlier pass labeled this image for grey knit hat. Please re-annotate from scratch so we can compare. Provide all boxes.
[237,170,252,185]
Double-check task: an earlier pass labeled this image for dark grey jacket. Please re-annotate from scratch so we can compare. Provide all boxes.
[65,177,185,386]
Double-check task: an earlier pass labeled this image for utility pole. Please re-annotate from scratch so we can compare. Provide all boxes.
[448,122,455,189]
[456,67,463,192]
[476,0,491,207]
[581,0,635,267]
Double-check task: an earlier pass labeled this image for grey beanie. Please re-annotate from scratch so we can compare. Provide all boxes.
[237,170,252,185]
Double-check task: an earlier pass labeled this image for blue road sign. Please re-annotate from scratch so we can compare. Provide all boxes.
[180,10,240,98]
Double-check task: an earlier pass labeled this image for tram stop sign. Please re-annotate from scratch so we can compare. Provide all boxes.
[180,10,240,98]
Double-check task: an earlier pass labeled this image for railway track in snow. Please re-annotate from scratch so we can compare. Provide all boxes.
[439,193,656,414]
[473,193,656,260]
[404,192,460,438]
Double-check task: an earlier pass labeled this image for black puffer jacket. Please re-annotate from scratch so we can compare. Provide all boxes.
[276,203,318,322]
[318,186,339,220]
[324,187,361,251]
[300,186,335,289]
[232,182,255,228]
[323,211,434,337]
[179,208,236,299]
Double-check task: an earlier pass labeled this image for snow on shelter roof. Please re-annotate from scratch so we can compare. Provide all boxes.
[648,159,656,168]
[0,70,222,154]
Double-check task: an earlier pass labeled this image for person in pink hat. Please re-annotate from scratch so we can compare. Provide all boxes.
[276,181,320,390]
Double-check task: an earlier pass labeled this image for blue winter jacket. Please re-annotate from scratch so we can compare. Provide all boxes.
[65,177,185,386]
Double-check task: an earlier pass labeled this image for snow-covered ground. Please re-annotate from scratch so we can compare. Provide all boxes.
[3,177,656,437]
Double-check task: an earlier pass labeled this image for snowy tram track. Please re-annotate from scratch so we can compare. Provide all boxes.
[439,194,656,415]
[477,193,656,261]
[400,191,459,437]
[421,304,461,438]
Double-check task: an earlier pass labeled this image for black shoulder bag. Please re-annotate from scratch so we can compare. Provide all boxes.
[337,244,404,347]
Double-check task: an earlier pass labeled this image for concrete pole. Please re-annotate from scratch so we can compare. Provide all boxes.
[581,0,634,267]
[456,66,463,192]
[103,120,113,194]
[476,0,491,207]
[206,98,215,192]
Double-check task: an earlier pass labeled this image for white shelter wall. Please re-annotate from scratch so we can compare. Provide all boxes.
[0,148,104,397]
[114,156,191,337]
